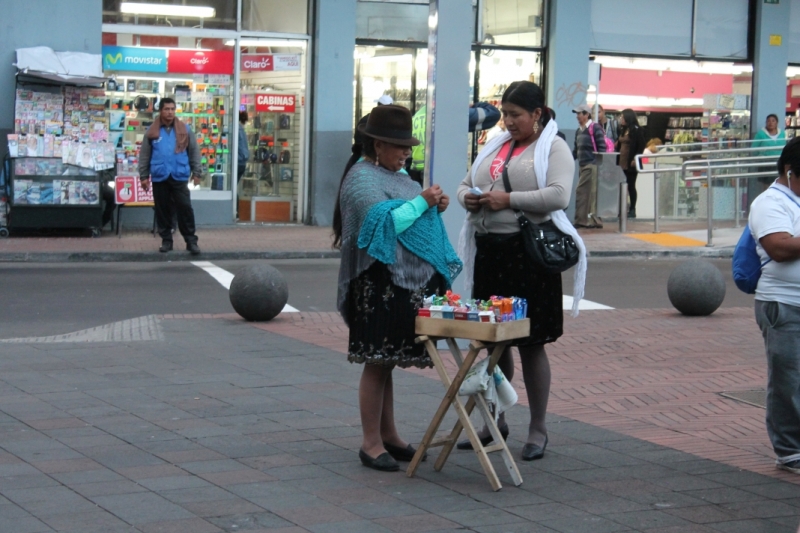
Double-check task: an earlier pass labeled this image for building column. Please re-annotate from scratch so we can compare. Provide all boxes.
[426,0,474,296]
[751,1,790,136]
[545,0,592,219]
[308,0,357,226]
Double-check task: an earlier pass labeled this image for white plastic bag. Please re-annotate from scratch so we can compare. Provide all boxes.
[459,358,491,396]
[493,367,518,414]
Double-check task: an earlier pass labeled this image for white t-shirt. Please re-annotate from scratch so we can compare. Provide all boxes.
[749,182,800,306]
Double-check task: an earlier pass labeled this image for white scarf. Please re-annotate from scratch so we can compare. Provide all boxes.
[456,119,587,317]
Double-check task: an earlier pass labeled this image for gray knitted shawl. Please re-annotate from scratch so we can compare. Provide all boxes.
[337,161,435,325]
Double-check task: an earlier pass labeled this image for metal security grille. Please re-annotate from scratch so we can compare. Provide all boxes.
[720,390,767,409]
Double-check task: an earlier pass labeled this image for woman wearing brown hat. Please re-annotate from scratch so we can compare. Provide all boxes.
[333,105,463,472]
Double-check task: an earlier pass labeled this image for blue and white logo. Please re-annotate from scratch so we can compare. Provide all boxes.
[103,46,167,73]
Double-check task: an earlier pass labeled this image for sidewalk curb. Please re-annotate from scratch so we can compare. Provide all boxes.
[0,250,342,262]
[588,248,734,259]
[0,248,734,262]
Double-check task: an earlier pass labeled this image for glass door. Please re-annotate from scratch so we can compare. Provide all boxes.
[238,39,307,222]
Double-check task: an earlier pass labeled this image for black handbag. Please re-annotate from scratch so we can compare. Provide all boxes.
[500,141,580,274]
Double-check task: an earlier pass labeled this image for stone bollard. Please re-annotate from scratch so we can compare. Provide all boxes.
[229,264,289,321]
[667,259,726,316]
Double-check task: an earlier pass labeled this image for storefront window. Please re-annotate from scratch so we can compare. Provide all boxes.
[354,46,424,122]
[242,0,308,34]
[102,0,237,29]
[238,40,307,222]
[481,0,544,47]
[356,1,430,42]
[102,33,236,192]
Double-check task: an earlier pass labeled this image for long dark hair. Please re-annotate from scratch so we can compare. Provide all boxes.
[501,81,551,128]
[777,137,800,176]
[331,137,376,249]
[619,108,639,136]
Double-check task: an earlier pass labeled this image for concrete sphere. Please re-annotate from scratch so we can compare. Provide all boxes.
[667,259,726,316]
[229,264,289,321]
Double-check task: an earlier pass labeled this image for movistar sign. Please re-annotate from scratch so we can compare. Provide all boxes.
[103,46,167,72]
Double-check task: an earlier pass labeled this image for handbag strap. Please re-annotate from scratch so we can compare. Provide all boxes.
[500,141,524,218]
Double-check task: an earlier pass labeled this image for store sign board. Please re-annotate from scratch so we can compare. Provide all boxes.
[115,176,153,204]
[255,93,296,113]
[241,54,301,72]
[168,50,234,75]
[103,46,167,73]
[193,74,231,85]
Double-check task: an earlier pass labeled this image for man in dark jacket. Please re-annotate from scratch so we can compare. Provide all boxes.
[139,98,202,254]
[572,103,607,228]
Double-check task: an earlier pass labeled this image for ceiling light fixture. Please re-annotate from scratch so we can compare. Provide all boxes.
[120,2,216,18]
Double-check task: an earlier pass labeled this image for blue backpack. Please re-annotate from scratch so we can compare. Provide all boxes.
[733,187,800,294]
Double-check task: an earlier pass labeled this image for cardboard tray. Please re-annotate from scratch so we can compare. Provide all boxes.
[415,317,530,343]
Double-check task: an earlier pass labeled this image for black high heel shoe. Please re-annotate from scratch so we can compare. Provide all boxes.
[456,425,509,450]
[383,442,427,462]
[521,435,548,461]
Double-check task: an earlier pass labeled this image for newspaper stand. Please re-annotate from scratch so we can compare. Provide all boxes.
[407,317,528,491]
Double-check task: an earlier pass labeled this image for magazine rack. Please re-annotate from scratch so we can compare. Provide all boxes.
[407,318,528,491]
[8,158,103,235]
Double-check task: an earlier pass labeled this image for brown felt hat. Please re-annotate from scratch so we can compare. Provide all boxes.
[357,105,420,147]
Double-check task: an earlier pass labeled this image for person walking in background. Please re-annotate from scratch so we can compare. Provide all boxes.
[409,101,500,184]
[616,109,646,218]
[457,81,585,462]
[138,98,202,255]
[753,114,787,157]
[572,103,607,228]
[750,138,800,475]
[333,105,461,472]
[598,105,618,144]
[237,111,250,184]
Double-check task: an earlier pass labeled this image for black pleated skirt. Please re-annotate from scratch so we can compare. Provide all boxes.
[472,232,563,346]
[347,262,444,368]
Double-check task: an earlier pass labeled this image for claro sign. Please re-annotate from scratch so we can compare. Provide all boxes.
[255,94,296,113]
[167,50,233,74]
[241,54,301,72]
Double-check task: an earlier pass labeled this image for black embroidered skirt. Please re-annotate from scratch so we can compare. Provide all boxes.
[472,232,563,346]
[347,261,444,368]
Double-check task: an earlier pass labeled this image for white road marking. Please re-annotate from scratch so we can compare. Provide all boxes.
[192,261,299,313]
[563,295,614,310]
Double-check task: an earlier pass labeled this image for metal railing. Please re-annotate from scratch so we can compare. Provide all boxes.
[634,142,782,246]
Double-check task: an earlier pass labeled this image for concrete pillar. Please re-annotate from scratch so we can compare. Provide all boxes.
[308,0,357,226]
[751,1,790,135]
[545,0,592,220]
[426,0,473,296]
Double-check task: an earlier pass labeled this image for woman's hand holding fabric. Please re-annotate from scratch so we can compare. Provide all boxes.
[464,193,481,213]
[422,185,443,207]
[437,193,450,213]
[478,191,511,212]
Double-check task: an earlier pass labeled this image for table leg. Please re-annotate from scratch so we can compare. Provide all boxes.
[407,337,481,477]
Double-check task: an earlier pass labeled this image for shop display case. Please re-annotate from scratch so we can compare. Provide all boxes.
[8,158,103,234]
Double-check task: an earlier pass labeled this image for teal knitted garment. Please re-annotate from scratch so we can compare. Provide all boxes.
[358,199,463,287]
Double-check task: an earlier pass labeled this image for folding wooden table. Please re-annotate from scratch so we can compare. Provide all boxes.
[407,317,528,491]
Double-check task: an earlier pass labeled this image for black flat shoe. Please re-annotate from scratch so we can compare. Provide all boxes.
[456,425,509,451]
[383,442,427,462]
[159,241,173,253]
[186,242,201,255]
[359,449,399,472]
[521,436,548,461]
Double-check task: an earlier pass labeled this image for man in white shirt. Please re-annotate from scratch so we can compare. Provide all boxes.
[750,138,800,474]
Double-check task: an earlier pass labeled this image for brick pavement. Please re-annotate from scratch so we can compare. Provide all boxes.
[0,315,799,532]
[254,307,797,486]
[0,220,738,261]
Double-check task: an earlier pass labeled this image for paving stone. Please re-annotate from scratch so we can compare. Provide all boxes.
[537,515,631,533]
[272,505,361,527]
[683,487,767,505]
[91,492,195,524]
[306,520,394,533]
[207,511,293,531]
[372,512,461,532]
[137,517,224,533]
[707,518,797,533]
[605,509,693,530]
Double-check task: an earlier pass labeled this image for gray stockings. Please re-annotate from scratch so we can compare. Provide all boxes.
[755,300,800,463]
